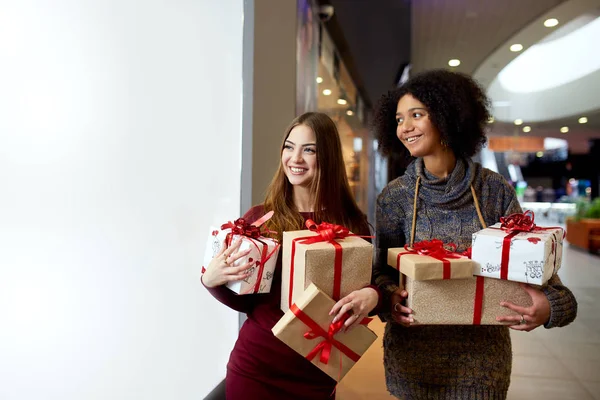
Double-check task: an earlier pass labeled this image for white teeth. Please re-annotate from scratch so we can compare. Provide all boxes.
[406,135,422,143]
[290,167,306,173]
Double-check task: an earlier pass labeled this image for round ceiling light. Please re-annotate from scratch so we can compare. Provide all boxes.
[560,126,569,133]
[448,59,461,67]
[337,99,347,105]
[578,116,588,124]
[316,77,323,83]
[346,110,354,116]
[510,44,524,52]
[322,89,332,96]
[544,18,559,28]
[514,119,524,125]
[522,126,531,133]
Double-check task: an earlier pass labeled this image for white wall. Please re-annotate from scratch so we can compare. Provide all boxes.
[0,1,244,399]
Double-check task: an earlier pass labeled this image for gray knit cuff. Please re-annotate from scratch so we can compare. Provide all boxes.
[542,285,578,329]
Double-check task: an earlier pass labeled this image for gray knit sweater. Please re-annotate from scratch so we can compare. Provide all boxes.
[373,158,577,400]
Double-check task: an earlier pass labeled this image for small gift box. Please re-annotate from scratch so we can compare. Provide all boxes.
[387,240,474,281]
[201,211,279,294]
[281,220,373,312]
[471,211,564,285]
[272,283,377,381]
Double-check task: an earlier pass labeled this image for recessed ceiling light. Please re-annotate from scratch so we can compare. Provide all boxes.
[316,77,323,83]
[514,119,523,126]
[448,59,461,67]
[523,126,531,133]
[322,89,332,96]
[536,151,544,158]
[544,18,559,28]
[337,98,347,105]
[346,110,354,116]
[510,44,524,52]
[578,117,588,124]
[560,126,569,133]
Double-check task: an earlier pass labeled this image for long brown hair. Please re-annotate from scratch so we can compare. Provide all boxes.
[263,112,367,239]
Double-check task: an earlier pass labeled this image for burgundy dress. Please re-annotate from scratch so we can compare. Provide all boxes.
[203,205,371,400]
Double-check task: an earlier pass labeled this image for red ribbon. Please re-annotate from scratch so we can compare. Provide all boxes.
[290,304,368,365]
[395,239,463,280]
[288,220,372,306]
[496,210,564,280]
[472,276,485,325]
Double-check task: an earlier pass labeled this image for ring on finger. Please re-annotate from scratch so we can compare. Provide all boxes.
[519,314,526,325]
[394,302,401,312]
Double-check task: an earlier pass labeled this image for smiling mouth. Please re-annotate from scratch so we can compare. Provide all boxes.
[290,167,307,174]
[405,135,423,144]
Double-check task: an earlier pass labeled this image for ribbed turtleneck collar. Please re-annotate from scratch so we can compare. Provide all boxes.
[405,157,477,208]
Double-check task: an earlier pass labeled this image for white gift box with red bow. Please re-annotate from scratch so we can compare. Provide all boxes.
[470,212,563,285]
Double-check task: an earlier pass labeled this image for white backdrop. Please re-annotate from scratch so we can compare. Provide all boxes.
[0,1,244,398]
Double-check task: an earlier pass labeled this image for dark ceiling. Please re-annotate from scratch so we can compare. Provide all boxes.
[317,0,411,108]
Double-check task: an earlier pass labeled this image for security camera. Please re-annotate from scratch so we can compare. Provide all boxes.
[318,5,334,22]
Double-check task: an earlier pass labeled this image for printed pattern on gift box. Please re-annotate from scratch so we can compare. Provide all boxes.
[471,211,564,285]
[201,212,280,295]
[281,220,372,312]
[272,283,377,381]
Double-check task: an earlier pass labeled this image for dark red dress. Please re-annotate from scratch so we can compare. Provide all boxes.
[203,205,371,400]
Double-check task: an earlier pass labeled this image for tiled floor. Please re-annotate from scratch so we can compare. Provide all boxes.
[337,241,600,399]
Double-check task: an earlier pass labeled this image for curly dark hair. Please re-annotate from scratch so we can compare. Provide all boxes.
[372,69,491,161]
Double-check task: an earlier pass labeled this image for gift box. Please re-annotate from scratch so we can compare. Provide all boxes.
[471,211,564,285]
[403,275,533,325]
[201,212,279,294]
[272,283,377,381]
[387,240,474,281]
[281,220,373,312]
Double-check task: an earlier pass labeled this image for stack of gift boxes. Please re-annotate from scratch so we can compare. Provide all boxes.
[387,211,564,325]
[203,215,377,381]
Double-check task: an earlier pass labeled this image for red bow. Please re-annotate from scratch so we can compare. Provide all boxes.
[405,239,460,259]
[499,210,536,233]
[221,218,262,239]
[300,220,352,244]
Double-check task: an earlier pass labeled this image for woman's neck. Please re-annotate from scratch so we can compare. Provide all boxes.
[423,150,457,179]
[293,186,315,213]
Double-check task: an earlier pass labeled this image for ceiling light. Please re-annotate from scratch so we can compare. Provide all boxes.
[510,44,523,52]
[578,117,588,124]
[322,89,332,96]
[514,119,523,125]
[560,126,569,133]
[522,126,531,133]
[316,77,323,83]
[337,98,347,105]
[536,151,544,158]
[346,110,354,116]
[488,116,495,124]
[544,18,559,28]
[448,59,461,67]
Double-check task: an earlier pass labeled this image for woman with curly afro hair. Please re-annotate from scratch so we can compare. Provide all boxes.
[369,69,577,399]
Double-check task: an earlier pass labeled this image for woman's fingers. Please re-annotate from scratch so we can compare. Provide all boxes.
[227,261,254,275]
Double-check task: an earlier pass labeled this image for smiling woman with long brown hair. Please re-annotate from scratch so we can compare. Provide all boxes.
[201,112,376,399]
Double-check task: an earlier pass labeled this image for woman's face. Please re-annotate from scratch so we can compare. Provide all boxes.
[395,94,443,158]
[281,124,318,188]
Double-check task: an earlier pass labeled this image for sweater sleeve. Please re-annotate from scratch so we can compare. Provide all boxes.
[200,205,267,314]
[542,274,578,328]
[371,186,403,315]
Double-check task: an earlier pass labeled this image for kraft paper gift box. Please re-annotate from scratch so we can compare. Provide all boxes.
[281,222,373,312]
[402,276,533,325]
[201,214,279,294]
[272,283,377,382]
[387,242,474,280]
[387,245,533,325]
[470,212,564,285]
